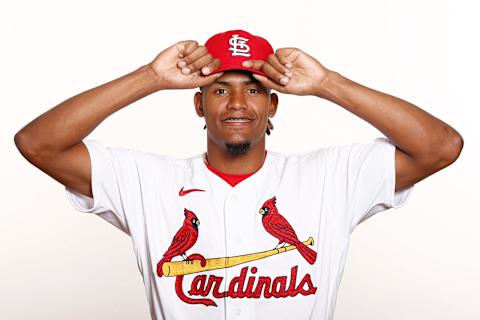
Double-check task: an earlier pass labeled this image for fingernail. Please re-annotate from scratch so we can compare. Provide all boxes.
[284,71,292,78]
[178,61,186,68]
[280,77,289,85]
[242,61,253,68]
[202,67,210,75]
[182,67,191,75]
[285,63,292,69]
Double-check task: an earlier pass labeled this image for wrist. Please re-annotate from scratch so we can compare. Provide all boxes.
[313,70,344,100]
[139,64,165,92]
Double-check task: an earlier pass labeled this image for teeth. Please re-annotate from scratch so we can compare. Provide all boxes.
[224,118,251,122]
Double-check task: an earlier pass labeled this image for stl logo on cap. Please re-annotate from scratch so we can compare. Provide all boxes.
[228,34,251,57]
[204,29,274,77]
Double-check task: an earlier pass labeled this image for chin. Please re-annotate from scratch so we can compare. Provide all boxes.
[225,141,251,156]
[223,132,251,145]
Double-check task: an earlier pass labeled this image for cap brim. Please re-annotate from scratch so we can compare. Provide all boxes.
[210,63,268,78]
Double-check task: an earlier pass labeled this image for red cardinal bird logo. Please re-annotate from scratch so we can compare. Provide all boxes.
[157,208,200,277]
[259,196,317,265]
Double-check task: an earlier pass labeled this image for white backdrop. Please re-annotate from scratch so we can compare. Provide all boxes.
[2,0,479,319]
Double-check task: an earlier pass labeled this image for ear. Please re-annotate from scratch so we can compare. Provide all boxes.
[268,92,279,118]
[194,91,204,117]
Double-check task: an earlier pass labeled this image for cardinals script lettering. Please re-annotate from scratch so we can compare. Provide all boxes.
[175,264,317,307]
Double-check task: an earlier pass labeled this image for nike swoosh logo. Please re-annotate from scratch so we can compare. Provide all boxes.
[179,187,206,197]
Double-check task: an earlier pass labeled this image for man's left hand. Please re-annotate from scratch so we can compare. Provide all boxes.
[242,48,332,96]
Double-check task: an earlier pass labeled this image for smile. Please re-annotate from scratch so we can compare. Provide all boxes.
[223,118,253,123]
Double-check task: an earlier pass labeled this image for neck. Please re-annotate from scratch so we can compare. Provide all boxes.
[205,136,267,175]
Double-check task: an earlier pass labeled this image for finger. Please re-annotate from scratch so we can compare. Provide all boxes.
[243,59,289,84]
[275,50,293,69]
[177,45,208,70]
[260,63,290,86]
[176,40,199,59]
[251,73,286,93]
[267,54,292,78]
[241,60,266,70]
[184,52,213,74]
[277,48,300,67]
[201,58,221,75]
[195,72,224,87]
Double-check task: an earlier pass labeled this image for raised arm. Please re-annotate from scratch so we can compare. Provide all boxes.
[14,40,222,198]
[242,48,464,192]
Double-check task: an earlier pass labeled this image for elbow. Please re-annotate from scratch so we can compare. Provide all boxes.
[436,130,464,169]
[14,131,28,153]
[14,130,39,159]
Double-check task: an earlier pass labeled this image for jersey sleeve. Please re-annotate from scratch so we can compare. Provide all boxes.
[345,137,414,232]
[64,139,152,235]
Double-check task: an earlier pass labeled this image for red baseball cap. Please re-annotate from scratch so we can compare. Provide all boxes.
[204,29,274,77]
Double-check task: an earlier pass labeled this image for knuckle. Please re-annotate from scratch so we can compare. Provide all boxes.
[186,40,198,51]
[262,62,272,71]
[189,58,209,70]
[182,55,192,64]
[189,60,202,70]
[192,46,205,57]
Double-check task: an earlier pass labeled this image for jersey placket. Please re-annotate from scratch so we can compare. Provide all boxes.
[223,188,254,320]
[203,157,271,320]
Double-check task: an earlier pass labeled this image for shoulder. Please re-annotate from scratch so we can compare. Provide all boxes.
[301,137,392,161]
[266,138,391,170]
[83,139,203,169]
[266,141,353,165]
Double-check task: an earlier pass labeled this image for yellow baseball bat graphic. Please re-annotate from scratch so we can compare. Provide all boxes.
[162,237,315,277]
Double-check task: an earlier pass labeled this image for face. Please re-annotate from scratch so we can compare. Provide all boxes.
[194,70,278,152]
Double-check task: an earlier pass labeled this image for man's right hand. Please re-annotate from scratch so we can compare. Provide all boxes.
[148,40,223,90]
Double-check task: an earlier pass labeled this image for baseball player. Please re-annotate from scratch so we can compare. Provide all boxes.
[15,29,463,319]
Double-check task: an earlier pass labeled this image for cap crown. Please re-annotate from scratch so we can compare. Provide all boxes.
[205,29,274,76]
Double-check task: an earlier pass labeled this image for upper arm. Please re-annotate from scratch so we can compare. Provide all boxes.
[21,142,93,198]
[394,142,461,192]
[394,148,423,192]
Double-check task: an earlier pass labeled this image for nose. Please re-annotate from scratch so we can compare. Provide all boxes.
[227,90,247,110]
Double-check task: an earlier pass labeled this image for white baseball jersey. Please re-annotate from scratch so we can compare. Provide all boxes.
[65,137,414,320]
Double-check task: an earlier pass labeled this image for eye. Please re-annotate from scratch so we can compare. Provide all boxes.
[248,88,259,94]
[215,88,227,95]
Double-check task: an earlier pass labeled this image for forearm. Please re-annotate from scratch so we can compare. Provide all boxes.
[15,64,160,156]
[316,71,463,161]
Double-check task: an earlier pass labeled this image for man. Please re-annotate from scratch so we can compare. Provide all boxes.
[14,29,463,319]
